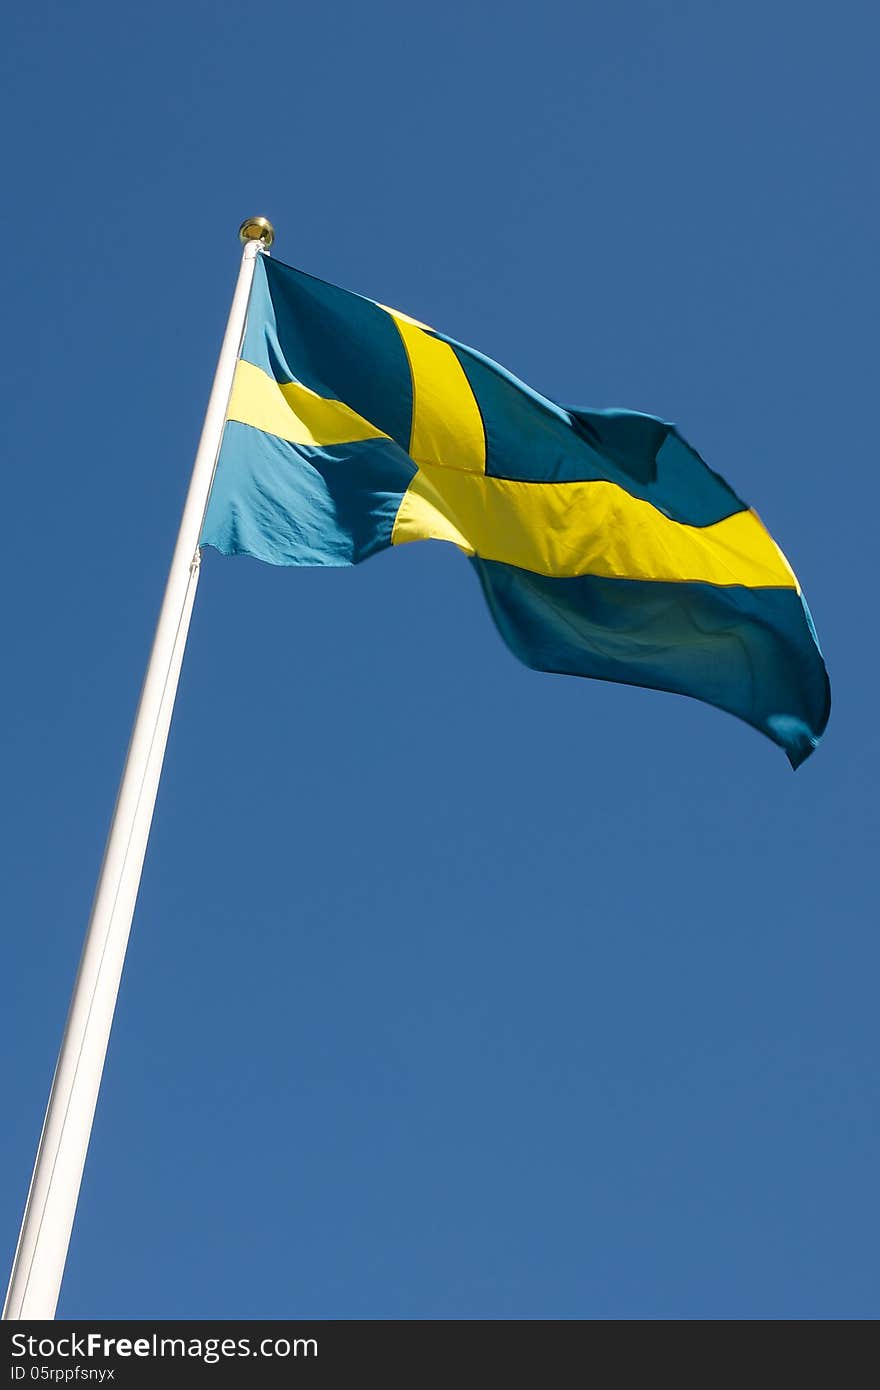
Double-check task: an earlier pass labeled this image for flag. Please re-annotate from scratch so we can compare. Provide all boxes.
[201,254,830,767]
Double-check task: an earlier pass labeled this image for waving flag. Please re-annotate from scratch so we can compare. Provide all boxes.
[202,253,829,766]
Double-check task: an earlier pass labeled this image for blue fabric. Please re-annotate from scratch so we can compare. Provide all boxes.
[202,422,415,567]
[248,257,415,452]
[472,559,830,768]
[446,339,743,525]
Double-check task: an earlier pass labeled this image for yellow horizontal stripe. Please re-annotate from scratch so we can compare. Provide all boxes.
[391,464,798,588]
[227,359,387,447]
[391,314,486,475]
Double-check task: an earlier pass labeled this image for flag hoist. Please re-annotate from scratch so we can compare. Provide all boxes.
[2,217,277,1322]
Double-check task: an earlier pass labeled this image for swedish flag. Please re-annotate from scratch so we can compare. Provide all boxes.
[202,255,830,767]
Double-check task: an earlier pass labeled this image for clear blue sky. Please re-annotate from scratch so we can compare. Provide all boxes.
[1,1,876,1319]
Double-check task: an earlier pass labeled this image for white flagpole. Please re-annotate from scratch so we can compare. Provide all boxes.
[3,216,276,1322]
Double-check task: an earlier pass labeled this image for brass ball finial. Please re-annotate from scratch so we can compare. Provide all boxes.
[238,216,275,249]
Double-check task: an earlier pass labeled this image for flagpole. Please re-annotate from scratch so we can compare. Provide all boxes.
[2,216,276,1322]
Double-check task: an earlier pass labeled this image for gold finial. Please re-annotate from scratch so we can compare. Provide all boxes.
[238,216,275,249]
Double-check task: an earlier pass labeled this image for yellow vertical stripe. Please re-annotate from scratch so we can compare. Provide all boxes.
[390,314,486,474]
